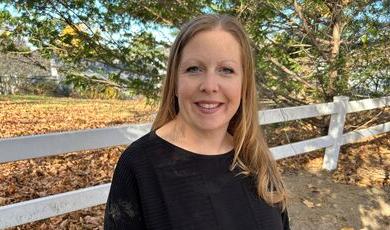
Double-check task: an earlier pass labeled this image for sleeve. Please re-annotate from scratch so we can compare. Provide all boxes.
[104,147,146,230]
[281,208,290,230]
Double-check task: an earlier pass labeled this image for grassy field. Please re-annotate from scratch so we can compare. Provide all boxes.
[0,95,157,138]
[0,95,388,229]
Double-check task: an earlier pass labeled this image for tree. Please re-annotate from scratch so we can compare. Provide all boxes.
[238,0,389,104]
[1,0,173,99]
[1,0,388,103]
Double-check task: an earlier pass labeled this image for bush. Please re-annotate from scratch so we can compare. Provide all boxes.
[69,85,121,99]
[14,77,58,96]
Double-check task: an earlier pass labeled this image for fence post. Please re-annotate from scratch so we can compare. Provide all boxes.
[322,96,349,171]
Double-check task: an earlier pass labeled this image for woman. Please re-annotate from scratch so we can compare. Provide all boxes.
[104,14,290,230]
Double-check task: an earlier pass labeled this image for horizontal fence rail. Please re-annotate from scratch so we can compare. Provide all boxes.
[270,135,333,160]
[346,97,389,113]
[0,95,388,228]
[0,184,110,228]
[0,123,151,164]
[258,101,337,125]
[342,122,390,145]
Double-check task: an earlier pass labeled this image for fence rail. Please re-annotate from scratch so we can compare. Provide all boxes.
[0,95,389,228]
[0,123,151,164]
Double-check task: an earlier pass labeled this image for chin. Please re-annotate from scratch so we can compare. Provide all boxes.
[195,122,229,133]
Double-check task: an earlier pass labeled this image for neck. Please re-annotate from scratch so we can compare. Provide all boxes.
[166,116,233,155]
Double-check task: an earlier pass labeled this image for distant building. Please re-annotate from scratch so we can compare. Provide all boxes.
[0,52,62,95]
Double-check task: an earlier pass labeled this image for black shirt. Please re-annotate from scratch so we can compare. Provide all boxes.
[104,131,290,229]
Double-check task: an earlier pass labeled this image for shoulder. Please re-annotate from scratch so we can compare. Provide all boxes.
[119,131,153,162]
[124,131,154,152]
[109,132,160,187]
[117,130,164,168]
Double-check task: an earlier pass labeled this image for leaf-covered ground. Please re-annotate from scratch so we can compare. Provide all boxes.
[0,95,388,229]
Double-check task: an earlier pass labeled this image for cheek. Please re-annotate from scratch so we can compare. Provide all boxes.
[176,78,193,99]
[232,90,242,108]
[228,80,242,104]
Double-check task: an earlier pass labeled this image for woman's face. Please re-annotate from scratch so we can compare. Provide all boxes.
[175,28,243,134]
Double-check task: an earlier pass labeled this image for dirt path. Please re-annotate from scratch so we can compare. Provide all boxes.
[283,170,390,230]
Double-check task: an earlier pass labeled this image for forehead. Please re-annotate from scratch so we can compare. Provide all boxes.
[179,29,242,64]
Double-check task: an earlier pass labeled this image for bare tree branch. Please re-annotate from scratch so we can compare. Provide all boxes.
[68,71,122,89]
[293,0,329,59]
[142,5,174,26]
[268,57,317,90]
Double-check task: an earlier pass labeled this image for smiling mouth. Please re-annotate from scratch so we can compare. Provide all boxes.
[195,103,223,109]
[194,102,224,114]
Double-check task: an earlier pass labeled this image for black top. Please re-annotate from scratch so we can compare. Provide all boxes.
[104,131,290,230]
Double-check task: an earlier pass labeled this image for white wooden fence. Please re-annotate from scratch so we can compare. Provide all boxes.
[0,96,389,228]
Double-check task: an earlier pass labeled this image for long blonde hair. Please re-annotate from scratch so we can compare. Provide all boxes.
[152,14,287,211]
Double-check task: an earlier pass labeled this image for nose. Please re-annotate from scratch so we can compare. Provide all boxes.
[199,71,219,93]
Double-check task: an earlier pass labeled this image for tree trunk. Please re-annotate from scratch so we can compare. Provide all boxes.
[327,3,344,101]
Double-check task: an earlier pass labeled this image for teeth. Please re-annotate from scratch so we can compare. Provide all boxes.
[198,103,220,109]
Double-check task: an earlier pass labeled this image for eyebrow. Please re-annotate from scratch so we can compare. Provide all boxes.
[180,59,240,66]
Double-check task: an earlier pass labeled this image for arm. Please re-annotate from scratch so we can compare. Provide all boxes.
[104,149,146,229]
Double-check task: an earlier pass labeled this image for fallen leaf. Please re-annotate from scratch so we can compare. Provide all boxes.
[0,197,7,205]
[302,199,315,208]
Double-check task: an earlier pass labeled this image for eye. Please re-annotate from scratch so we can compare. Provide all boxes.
[221,67,234,74]
[186,66,201,73]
